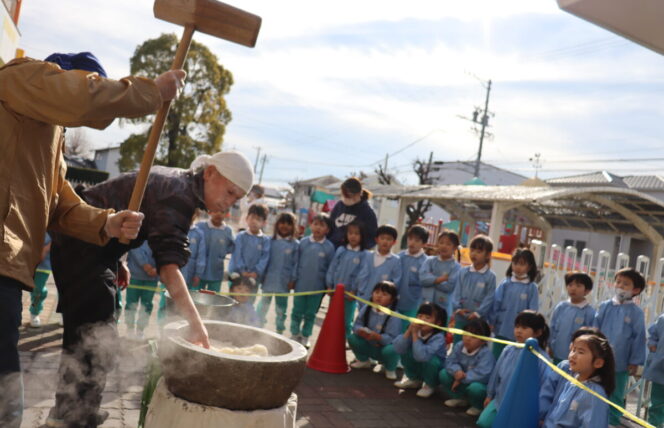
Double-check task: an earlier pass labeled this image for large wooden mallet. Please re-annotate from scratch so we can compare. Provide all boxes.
[121,0,261,243]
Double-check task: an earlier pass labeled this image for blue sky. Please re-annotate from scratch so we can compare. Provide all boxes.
[17,0,664,186]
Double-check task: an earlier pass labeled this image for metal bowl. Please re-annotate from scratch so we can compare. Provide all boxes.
[164,290,237,322]
[159,320,307,410]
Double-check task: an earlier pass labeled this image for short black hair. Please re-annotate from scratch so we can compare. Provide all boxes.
[514,310,549,350]
[615,267,646,295]
[407,225,429,243]
[376,224,398,240]
[565,272,593,291]
[247,203,268,221]
[311,213,331,230]
[229,273,256,290]
[469,234,493,254]
[464,318,491,338]
[417,301,447,328]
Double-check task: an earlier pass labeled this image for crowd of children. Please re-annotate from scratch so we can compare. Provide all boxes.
[94,202,660,427]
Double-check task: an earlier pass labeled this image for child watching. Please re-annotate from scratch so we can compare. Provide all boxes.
[477,310,551,428]
[290,213,335,347]
[357,225,402,302]
[226,273,260,327]
[490,248,537,358]
[125,241,159,340]
[549,272,596,364]
[196,210,234,292]
[229,204,271,286]
[180,213,207,290]
[29,233,52,328]
[326,220,369,336]
[419,230,461,314]
[450,235,495,341]
[258,212,299,334]
[348,281,401,380]
[440,318,495,417]
[644,313,664,427]
[396,225,429,322]
[542,333,614,428]
[393,302,447,398]
[594,267,646,426]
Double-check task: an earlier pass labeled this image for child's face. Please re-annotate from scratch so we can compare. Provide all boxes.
[566,280,590,303]
[615,274,637,297]
[407,236,425,254]
[372,289,394,307]
[462,334,484,354]
[376,234,396,255]
[514,324,539,344]
[246,214,266,234]
[209,211,225,226]
[310,220,329,240]
[232,285,251,303]
[568,337,603,377]
[511,259,530,277]
[277,221,294,238]
[438,236,456,259]
[347,226,362,248]
[416,313,437,335]
[470,247,490,267]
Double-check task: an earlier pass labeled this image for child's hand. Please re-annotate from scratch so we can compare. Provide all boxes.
[288,281,295,290]
[468,312,480,320]
[483,397,491,408]
[650,345,657,352]
[451,379,461,391]
[628,365,638,376]
[455,309,470,317]
[435,274,449,284]
[369,332,381,342]
[453,370,466,381]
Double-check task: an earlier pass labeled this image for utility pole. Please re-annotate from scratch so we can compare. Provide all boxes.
[426,151,433,184]
[473,79,492,178]
[530,153,543,178]
[253,146,261,173]
[384,153,389,171]
[258,154,268,184]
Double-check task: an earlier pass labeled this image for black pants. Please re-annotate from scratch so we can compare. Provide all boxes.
[0,276,23,428]
[51,234,126,428]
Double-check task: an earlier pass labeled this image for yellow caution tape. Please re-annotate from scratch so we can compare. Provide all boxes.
[125,283,332,298]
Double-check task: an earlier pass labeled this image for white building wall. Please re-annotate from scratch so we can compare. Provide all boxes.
[94,147,122,179]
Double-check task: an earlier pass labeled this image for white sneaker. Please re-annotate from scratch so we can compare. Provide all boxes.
[466,407,481,416]
[384,370,397,380]
[416,384,435,398]
[350,360,373,369]
[30,315,41,328]
[372,364,384,374]
[394,376,422,389]
[302,336,312,348]
[444,398,469,408]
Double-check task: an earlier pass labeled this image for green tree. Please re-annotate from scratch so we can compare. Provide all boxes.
[119,33,233,171]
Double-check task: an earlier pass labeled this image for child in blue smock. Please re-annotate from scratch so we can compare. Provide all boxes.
[477,310,552,428]
[393,302,447,398]
[419,230,461,314]
[644,313,664,427]
[541,332,614,428]
[357,225,402,302]
[549,272,596,364]
[440,318,495,417]
[349,281,402,380]
[29,233,52,328]
[257,212,299,334]
[594,267,646,426]
[326,220,369,337]
[490,248,538,358]
[290,213,335,347]
[196,210,234,292]
[226,274,260,327]
[229,204,271,290]
[396,225,429,323]
[451,234,496,343]
[125,241,159,339]
[180,218,207,290]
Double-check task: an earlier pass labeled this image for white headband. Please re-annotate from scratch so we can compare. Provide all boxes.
[191,151,255,194]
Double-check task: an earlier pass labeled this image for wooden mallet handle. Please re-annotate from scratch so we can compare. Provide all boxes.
[120,25,195,244]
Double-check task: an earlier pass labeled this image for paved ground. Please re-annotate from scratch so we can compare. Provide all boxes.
[18,277,477,428]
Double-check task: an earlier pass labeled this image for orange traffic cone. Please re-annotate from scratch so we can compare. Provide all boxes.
[307,284,350,374]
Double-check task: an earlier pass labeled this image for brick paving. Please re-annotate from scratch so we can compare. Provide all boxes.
[18,277,476,427]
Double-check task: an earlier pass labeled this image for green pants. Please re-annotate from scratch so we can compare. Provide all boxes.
[439,370,487,410]
[347,334,399,371]
[609,371,629,425]
[30,270,50,316]
[256,295,288,333]
[453,316,468,344]
[401,350,441,387]
[125,279,158,331]
[398,308,418,333]
[649,382,664,427]
[476,399,497,428]
[345,299,357,337]
[492,336,508,361]
[290,294,323,338]
[199,280,222,292]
